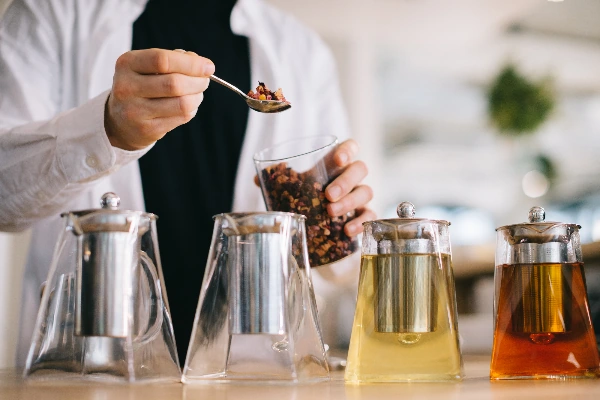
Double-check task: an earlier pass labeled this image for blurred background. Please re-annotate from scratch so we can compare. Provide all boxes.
[266,0,600,355]
[1,0,600,366]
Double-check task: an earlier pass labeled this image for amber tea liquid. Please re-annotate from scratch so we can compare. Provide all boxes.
[345,253,463,383]
[490,262,600,379]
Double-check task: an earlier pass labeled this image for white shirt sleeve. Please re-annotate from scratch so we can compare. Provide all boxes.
[311,39,352,143]
[0,91,152,232]
[0,0,151,232]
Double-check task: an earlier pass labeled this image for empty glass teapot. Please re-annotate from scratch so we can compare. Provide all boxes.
[183,212,329,383]
[24,193,181,383]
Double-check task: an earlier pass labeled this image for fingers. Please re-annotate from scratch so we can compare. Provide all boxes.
[323,138,359,174]
[111,92,202,124]
[145,114,197,137]
[124,72,210,98]
[333,139,359,167]
[106,48,215,150]
[123,48,215,76]
[138,93,204,119]
[327,184,373,217]
[344,207,377,237]
[324,143,372,235]
[325,160,368,202]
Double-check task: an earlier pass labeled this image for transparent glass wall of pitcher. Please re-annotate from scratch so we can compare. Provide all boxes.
[491,206,600,380]
[23,193,180,383]
[182,212,329,383]
[345,202,463,383]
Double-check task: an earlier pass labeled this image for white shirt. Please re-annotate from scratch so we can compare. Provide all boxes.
[0,0,352,366]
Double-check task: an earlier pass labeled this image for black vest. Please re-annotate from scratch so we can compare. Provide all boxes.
[132,0,250,365]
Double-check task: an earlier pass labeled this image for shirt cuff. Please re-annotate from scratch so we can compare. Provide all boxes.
[113,144,154,166]
[55,90,154,183]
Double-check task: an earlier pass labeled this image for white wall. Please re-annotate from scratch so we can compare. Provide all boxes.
[0,231,30,368]
[0,0,24,370]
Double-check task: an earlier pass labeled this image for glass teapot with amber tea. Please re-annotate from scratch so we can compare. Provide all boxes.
[491,206,600,380]
[345,202,463,383]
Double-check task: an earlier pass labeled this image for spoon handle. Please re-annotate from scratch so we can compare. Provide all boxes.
[209,75,247,98]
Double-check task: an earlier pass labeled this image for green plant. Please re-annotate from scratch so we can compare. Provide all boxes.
[487,65,555,136]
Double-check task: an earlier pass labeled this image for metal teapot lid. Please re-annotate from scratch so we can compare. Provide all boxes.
[62,192,155,235]
[496,206,580,243]
[496,206,581,264]
[393,201,450,226]
[364,202,451,255]
[368,202,450,236]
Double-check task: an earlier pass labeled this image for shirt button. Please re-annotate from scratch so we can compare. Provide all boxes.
[86,155,98,168]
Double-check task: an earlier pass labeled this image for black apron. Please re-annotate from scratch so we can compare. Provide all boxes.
[132,0,250,366]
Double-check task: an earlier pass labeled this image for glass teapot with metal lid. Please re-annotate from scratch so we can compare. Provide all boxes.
[24,193,181,383]
[345,202,463,383]
[183,211,329,383]
[491,206,600,380]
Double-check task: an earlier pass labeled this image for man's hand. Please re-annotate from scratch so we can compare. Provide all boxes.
[325,139,376,236]
[104,48,215,151]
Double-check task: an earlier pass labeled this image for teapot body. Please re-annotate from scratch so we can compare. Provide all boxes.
[183,212,329,383]
[24,193,180,383]
[491,207,600,379]
[345,202,463,383]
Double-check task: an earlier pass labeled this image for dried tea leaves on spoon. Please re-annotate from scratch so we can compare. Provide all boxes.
[248,81,289,104]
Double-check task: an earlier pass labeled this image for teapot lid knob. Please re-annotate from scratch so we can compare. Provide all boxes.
[100,192,120,210]
[528,206,545,223]
[397,201,416,218]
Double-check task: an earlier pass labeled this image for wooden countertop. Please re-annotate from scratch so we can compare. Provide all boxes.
[2,356,600,400]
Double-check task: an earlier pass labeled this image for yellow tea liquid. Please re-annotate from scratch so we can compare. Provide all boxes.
[345,253,463,383]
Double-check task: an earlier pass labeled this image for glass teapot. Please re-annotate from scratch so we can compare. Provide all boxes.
[491,206,600,379]
[24,193,180,383]
[183,212,329,383]
[345,202,463,383]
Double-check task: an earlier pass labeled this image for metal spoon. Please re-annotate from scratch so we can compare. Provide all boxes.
[209,75,292,113]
